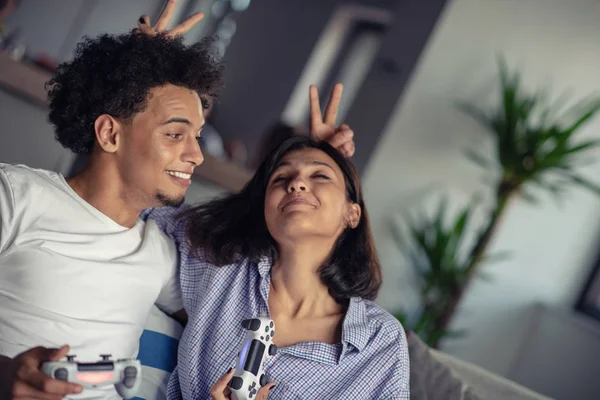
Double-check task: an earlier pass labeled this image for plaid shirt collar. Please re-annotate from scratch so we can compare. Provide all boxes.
[255,257,370,360]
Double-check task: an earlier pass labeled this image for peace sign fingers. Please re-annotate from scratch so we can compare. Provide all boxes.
[323,83,343,127]
[136,0,204,37]
[309,85,323,133]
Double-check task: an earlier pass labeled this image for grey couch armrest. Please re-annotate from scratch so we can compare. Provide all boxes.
[408,332,552,400]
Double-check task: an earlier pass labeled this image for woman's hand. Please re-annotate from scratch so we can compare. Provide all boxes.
[209,368,275,400]
[136,0,204,37]
[309,83,355,157]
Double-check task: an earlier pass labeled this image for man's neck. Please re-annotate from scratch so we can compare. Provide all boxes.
[66,163,142,228]
[269,240,342,319]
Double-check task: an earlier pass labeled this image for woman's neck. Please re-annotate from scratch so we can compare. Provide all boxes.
[269,241,343,319]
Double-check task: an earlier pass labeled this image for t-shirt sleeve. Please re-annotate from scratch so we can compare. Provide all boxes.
[155,240,184,315]
[0,166,15,254]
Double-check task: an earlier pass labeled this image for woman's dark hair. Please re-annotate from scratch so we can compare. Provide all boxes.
[47,32,223,154]
[181,136,382,303]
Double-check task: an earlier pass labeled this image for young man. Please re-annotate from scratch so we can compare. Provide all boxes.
[0,2,355,399]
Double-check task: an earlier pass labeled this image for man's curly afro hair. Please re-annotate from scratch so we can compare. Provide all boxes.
[47,32,224,154]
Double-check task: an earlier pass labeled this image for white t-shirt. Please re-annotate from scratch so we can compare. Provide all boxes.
[0,163,182,399]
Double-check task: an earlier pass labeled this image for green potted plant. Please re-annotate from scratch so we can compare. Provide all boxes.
[395,58,600,348]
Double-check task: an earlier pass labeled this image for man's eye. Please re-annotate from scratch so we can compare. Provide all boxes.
[167,133,181,139]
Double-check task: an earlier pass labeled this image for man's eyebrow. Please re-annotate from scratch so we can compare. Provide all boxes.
[161,117,192,126]
[162,118,205,132]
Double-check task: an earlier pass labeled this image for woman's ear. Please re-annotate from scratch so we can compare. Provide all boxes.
[345,203,361,229]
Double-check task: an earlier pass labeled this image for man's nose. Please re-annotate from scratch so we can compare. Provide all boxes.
[184,136,204,166]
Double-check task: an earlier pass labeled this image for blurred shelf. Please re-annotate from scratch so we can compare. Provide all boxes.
[0,51,50,107]
[0,51,252,192]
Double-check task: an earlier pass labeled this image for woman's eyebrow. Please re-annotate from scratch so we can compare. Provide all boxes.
[275,160,335,171]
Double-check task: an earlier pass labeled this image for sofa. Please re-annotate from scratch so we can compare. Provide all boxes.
[408,332,553,400]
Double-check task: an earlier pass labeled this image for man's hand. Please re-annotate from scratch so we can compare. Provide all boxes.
[136,0,204,37]
[209,368,275,400]
[0,345,83,400]
[309,83,355,157]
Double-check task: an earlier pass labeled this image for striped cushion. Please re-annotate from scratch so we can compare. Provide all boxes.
[134,305,183,400]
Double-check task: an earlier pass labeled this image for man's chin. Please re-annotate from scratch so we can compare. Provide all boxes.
[156,192,185,208]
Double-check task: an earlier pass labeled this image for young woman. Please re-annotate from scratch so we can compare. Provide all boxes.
[149,136,409,399]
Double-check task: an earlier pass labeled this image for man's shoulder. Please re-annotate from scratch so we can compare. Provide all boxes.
[1,163,61,188]
[0,163,62,202]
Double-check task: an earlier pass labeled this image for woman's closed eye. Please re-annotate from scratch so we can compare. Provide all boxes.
[271,175,287,184]
[312,173,331,180]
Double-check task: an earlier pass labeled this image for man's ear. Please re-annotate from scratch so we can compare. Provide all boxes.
[94,114,123,153]
[346,203,361,229]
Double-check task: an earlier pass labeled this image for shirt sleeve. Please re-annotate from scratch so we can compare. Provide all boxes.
[141,204,190,239]
[380,326,411,399]
[144,206,189,315]
[0,166,15,254]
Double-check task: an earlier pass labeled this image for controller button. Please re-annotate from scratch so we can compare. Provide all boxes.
[123,377,136,388]
[265,326,269,332]
[260,374,268,386]
[270,321,274,328]
[229,376,243,390]
[269,344,277,356]
[241,319,261,331]
[266,335,270,341]
[270,330,275,337]
[100,354,111,361]
[124,366,137,378]
[55,368,68,381]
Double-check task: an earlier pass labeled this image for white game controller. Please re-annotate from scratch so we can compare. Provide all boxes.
[41,354,142,399]
[228,317,278,400]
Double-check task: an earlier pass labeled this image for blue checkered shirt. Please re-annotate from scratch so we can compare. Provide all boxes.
[148,206,410,399]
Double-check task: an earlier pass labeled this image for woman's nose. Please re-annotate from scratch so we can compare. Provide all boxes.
[287,178,307,192]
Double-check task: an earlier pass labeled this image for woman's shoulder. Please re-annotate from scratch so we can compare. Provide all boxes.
[358,298,408,347]
[356,299,411,396]
[142,204,191,239]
